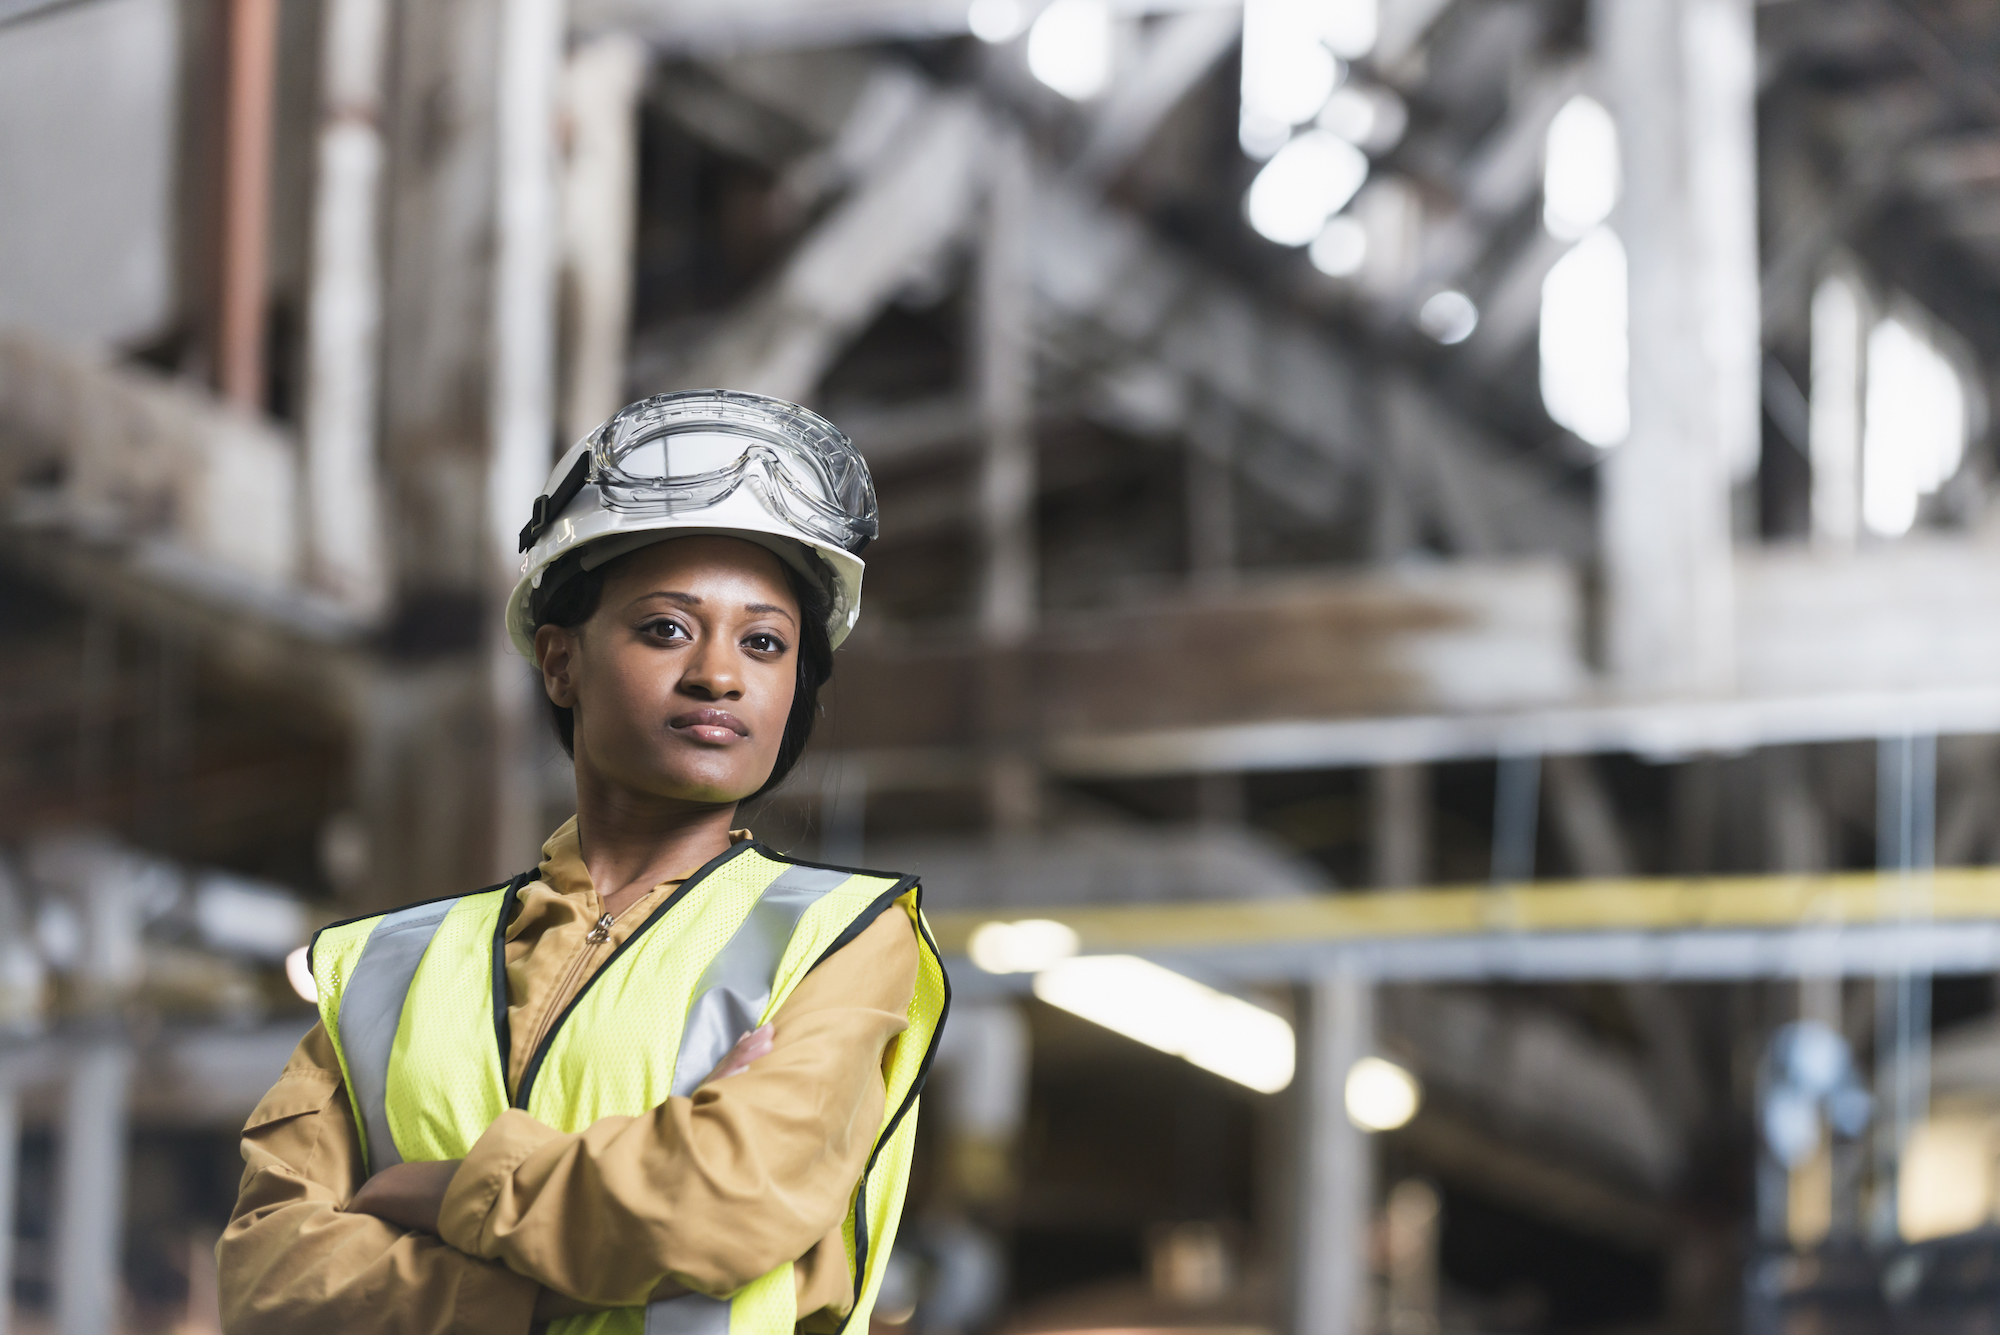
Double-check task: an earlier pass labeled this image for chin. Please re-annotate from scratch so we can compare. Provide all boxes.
[646,755,767,805]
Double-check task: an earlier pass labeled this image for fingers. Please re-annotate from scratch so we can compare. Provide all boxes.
[706,1023,775,1083]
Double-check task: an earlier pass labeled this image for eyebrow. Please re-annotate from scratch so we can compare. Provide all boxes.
[634,591,797,623]
[638,591,702,607]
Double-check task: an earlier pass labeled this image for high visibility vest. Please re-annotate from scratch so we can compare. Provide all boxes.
[308,842,950,1335]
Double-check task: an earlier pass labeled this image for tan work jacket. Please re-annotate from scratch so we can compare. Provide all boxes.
[218,820,919,1335]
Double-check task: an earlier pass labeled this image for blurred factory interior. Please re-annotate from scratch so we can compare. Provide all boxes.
[5,0,2000,1329]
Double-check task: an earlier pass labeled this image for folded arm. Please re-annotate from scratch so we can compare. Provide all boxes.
[436,905,920,1308]
[216,1031,541,1335]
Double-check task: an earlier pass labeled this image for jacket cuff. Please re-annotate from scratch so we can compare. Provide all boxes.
[439,1108,567,1259]
[449,1255,543,1334]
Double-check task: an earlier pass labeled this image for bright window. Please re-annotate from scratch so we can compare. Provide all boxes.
[1860,310,1969,537]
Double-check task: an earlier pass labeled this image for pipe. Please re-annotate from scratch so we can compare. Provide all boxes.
[301,0,391,613]
[219,0,279,409]
[486,0,567,880]
[54,1042,133,1335]
[0,1059,16,1335]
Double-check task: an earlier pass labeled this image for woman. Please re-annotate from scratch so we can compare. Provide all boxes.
[219,391,949,1335]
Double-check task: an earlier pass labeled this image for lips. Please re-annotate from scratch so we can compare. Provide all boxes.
[670,708,749,744]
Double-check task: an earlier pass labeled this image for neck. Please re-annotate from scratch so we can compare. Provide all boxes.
[572,760,742,914]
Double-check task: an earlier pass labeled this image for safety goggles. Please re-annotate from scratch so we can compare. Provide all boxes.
[519,391,878,555]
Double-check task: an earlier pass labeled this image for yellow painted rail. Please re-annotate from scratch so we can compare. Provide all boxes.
[923,868,2000,957]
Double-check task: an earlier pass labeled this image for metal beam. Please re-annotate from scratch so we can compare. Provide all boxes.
[0,1053,16,1335]
[1036,684,2000,779]
[53,1041,130,1335]
[1370,763,1430,887]
[571,0,1235,54]
[1031,178,1592,552]
[649,57,1589,552]
[301,0,392,615]
[488,0,568,882]
[1293,974,1374,1335]
[932,866,2000,984]
[1398,61,1586,308]
[1071,7,1241,184]
[1596,0,1757,694]
[816,532,2000,783]
[559,34,650,445]
[672,93,986,401]
[1544,753,1634,878]
[0,331,305,594]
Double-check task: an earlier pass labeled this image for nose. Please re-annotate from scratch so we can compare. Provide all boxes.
[678,634,745,701]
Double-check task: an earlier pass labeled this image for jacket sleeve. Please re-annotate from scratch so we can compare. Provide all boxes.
[437,903,921,1308]
[217,1025,542,1335]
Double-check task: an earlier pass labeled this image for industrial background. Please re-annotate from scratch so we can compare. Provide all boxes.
[4,0,2000,1330]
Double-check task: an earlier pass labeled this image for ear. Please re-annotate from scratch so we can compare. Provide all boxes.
[535,624,579,708]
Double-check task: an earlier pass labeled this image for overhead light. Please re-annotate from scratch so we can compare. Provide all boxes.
[1539,225,1629,446]
[1309,215,1368,277]
[1323,0,1379,59]
[1344,1055,1420,1130]
[1238,110,1293,161]
[1027,0,1113,100]
[285,946,316,1003]
[1245,130,1369,247]
[1862,311,1968,537]
[1418,289,1478,345]
[1241,0,1342,129]
[1902,1116,1996,1241]
[969,918,1080,974]
[967,0,1028,42]
[1543,94,1620,242]
[1033,955,1296,1093]
[1318,84,1405,153]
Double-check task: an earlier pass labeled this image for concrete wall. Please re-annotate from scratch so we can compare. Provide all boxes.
[0,0,180,348]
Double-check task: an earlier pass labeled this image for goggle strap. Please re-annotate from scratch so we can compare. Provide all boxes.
[518,450,593,553]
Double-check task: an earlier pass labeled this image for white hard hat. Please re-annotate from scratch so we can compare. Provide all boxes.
[506,390,876,656]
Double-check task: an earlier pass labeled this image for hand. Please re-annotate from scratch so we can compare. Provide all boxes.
[703,1024,773,1084]
[345,1159,462,1233]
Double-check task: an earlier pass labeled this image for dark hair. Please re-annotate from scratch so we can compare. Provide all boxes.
[530,543,835,801]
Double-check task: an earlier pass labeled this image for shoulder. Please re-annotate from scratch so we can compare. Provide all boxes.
[748,845,917,908]
[311,877,525,970]
[797,900,920,1016]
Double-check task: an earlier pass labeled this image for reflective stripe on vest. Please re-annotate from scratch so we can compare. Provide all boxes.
[669,864,852,1099]
[334,897,457,1170]
[308,843,950,1335]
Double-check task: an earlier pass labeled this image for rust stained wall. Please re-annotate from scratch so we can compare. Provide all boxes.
[825,561,1586,748]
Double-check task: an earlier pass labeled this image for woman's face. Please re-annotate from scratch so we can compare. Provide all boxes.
[535,536,800,806]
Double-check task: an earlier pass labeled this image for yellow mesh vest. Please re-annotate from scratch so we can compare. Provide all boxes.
[310,842,949,1335]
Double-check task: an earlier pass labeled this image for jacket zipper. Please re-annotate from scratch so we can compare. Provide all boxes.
[516,909,616,1091]
[509,842,757,1110]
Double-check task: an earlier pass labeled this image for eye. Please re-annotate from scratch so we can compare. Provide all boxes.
[640,617,692,642]
[743,631,788,655]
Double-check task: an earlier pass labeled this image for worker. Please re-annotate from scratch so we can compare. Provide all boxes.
[217,390,949,1335]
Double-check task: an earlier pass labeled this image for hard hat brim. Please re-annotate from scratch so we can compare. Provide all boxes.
[506,521,863,660]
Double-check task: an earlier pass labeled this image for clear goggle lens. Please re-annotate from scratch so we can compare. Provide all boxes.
[590,395,877,554]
